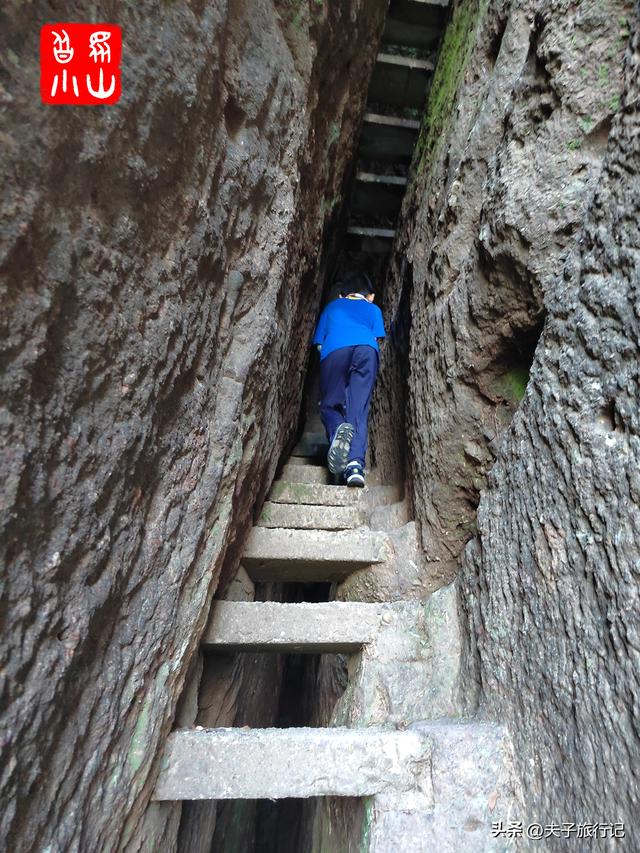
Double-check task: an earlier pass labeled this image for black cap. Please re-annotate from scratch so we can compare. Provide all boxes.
[338,271,374,296]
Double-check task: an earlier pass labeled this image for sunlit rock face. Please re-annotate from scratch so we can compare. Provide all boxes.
[0,1,386,849]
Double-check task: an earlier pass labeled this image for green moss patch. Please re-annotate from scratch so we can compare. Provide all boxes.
[498,365,530,403]
[414,0,490,175]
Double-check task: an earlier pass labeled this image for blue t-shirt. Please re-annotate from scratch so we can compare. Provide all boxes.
[312,297,386,360]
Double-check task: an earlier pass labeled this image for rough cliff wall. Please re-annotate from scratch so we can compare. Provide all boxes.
[460,19,639,845]
[370,0,632,588]
[0,1,386,850]
[370,0,639,841]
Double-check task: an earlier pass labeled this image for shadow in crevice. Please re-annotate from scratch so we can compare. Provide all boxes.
[210,639,349,853]
[487,316,546,409]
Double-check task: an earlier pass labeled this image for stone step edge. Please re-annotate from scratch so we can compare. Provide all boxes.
[347,226,396,238]
[356,171,408,186]
[256,501,364,530]
[240,527,390,582]
[153,726,430,801]
[241,527,388,563]
[268,480,403,507]
[376,51,435,71]
[363,112,420,130]
[201,600,388,652]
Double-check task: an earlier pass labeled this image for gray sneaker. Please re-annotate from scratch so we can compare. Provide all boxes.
[327,423,354,474]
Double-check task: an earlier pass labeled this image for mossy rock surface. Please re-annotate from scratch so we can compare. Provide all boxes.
[415,0,490,174]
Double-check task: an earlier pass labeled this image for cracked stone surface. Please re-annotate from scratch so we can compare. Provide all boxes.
[369,720,515,853]
[333,585,463,726]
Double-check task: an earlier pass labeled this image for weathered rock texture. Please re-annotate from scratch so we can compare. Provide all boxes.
[370,0,633,588]
[370,0,638,845]
[0,1,387,850]
[461,17,640,848]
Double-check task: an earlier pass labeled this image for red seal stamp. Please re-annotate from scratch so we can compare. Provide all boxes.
[40,24,122,105]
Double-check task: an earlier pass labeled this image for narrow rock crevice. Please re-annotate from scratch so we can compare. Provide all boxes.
[2,0,637,850]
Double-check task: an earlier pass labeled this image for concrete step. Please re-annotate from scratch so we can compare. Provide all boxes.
[269,479,402,508]
[347,226,396,239]
[364,111,421,129]
[153,726,429,801]
[281,463,329,484]
[345,230,395,254]
[284,455,319,467]
[201,601,383,652]
[377,52,434,71]
[257,501,365,530]
[356,171,408,186]
[269,480,362,506]
[369,54,432,110]
[359,113,419,164]
[241,528,389,582]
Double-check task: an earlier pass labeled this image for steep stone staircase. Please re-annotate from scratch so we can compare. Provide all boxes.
[153,416,513,850]
[346,0,450,259]
[152,1,514,844]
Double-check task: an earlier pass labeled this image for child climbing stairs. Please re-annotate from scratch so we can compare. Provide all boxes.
[153,420,514,851]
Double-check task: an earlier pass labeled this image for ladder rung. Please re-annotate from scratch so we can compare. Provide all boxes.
[363,112,420,130]
[376,52,434,71]
[356,171,408,186]
[347,226,396,238]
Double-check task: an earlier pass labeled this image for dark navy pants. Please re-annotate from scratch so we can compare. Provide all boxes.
[319,345,379,466]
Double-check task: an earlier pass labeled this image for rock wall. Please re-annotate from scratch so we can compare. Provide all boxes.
[371,0,638,841]
[371,0,633,587]
[0,1,386,850]
[460,19,640,845]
